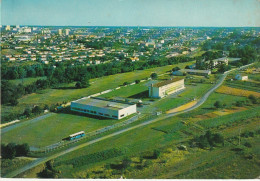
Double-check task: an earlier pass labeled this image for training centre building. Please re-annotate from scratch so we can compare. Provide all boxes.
[71,97,136,120]
[149,78,185,98]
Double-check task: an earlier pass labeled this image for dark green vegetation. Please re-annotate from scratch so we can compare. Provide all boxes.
[38,160,61,178]
[1,143,30,159]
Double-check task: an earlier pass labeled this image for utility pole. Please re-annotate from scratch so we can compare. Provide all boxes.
[238,128,241,146]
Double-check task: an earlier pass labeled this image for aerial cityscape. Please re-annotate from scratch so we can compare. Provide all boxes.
[1,0,260,179]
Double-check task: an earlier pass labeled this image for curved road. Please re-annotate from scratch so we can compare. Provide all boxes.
[3,63,253,178]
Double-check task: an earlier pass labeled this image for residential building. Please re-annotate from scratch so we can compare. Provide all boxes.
[5,25,11,31]
[206,57,229,67]
[58,29,63,35]
[65,29,70,36]
[71,97,137,120]
[149,78,185,98]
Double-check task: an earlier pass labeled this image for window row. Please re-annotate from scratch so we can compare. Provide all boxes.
[72,107,118,118]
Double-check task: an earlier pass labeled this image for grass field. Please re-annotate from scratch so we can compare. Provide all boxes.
[1,112,124,148]
[2,61,194,120]
[179,92,248,118]
[9,77,47,86]
[98,81,148,99]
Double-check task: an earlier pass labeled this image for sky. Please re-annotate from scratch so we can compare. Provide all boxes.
[1,0,260,27]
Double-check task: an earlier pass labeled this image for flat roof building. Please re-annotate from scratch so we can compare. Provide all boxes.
[180,69,211,76]
[71,97,136,120]
[149,78,185,98]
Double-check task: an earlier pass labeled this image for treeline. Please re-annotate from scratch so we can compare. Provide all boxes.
[1,64,90,106]
[1,143,30,159]
[1,98,64,123]
[2,55,196,80]
[229,45,258,66]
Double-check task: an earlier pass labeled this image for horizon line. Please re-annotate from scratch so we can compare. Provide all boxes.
[2,25,260,28]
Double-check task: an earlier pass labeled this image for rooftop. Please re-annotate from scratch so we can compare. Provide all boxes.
[181,69,211,73]
[152,77,184,88]
[73,97,134,110]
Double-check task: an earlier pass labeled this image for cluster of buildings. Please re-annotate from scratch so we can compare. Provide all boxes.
[71,77,186,119]
[2,26,224,66]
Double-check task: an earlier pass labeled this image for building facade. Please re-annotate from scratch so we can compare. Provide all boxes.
[149,78,185,98]
[71,97,136,120]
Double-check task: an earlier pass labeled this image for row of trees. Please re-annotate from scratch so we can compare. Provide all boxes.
[2,55,197,81]
[1,143,30,159]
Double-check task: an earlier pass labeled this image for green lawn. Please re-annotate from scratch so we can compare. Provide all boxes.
[1,112,122,148]
[10,77,47,86]
[98,82,148,99]
[179,92,248,118]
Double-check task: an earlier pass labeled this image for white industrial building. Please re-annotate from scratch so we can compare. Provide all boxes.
[71,97,136,120]
[149,78,185,98]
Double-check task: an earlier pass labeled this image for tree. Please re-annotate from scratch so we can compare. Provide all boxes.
[121,157,132,169]
[153,149,161,159]
[23,107,31,117]
[172,67,180,71]
[135,79,140,84]
[10,97,19,106]
[214,101,222,109]
[212,133,224,145]
[185,65,191,69]
[1,143,16,159]
[38,160,60,178]
[75,82,82,89]
[123,82,129,86]
[15,143,30,156]
[150,73,158,79]
[32,106,43,115]
[248,95,257,104]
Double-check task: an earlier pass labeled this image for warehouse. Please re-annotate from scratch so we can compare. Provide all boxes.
[149,78,185,98]
[71,97,136,120]
[180,69,211,76]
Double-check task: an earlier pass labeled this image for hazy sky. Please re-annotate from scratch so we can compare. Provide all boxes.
[2,0,260,27]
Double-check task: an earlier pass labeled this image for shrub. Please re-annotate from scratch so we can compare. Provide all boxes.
[153,149,161,159]
[214,101,222,109]
[150,73,158,79]
[135,80,140,84]
[248,94,258,104]
[244,142,252,148]
[32,106,43,115]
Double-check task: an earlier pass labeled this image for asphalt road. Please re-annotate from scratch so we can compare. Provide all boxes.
[3,63,254,178]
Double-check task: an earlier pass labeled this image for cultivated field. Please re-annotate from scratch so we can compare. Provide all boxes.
[216,85,260,98]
